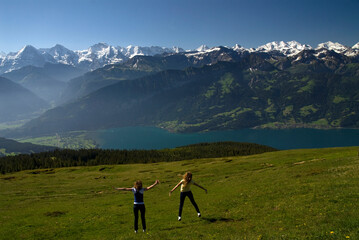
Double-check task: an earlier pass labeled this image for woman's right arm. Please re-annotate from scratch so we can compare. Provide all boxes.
[169,181,182,196]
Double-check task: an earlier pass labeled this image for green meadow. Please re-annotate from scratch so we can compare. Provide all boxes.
[1,147,359,239]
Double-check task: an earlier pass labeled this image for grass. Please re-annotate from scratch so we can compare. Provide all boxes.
[1,147,359,239]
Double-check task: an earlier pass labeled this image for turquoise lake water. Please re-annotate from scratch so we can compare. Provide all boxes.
[92,127,359,150]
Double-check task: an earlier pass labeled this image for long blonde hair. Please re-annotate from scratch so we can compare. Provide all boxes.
[134,180,142,190]
[182,172,192,186]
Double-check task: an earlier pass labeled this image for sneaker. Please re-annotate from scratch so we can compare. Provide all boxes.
[143,229,146,233]
[198,213,201,217]
[178,216,181,221]
[134,230,138,234]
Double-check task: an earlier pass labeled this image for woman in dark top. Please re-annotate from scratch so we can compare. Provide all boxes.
[114,179,160,233]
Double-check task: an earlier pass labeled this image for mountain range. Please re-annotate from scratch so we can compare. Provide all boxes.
[1,41,358,74]
[0,43,185,74]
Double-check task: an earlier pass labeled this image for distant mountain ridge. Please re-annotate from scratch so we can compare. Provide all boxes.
[1,41,358,74]
[0,77,48,122]
[1,63,87,103]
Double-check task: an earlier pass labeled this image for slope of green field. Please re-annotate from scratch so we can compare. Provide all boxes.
[1,147,359,239]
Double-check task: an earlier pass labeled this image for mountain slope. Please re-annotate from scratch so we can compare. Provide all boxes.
[0,77,48,123]
[60,47,245,103]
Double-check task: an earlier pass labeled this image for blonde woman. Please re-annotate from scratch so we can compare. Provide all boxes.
[114,179,159,233]
[169,172,207,221]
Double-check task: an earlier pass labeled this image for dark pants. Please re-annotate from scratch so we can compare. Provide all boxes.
[179,191,200,217]
[133,204,146,231]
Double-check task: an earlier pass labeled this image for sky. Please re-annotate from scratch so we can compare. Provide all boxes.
[0,0,359,53]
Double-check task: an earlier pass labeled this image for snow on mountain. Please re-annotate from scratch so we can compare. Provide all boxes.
[196,45,210,52]
[122,45,184,58]
[40,44,79,65]
[256,41,312,56]
[1,41,358,74]
[232,44,248,52]
[76,43,123,64]
[0,45,56,74]
[0,43,186,73]
[185,46,222,58]
[315,41,359,57]
[316,41,349,53]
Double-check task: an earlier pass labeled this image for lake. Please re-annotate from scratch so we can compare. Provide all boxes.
[92,127,359,150]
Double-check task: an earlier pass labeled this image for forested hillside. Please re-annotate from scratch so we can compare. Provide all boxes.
[0,137,56,157]
[0,142,277,173]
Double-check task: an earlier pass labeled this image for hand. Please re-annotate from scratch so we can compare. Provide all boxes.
[156,180,160,184]
[205,189,208,194]
[169,191,172,197]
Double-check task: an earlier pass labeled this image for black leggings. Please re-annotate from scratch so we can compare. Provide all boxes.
[179,191,200,217]
[133,204,146,231]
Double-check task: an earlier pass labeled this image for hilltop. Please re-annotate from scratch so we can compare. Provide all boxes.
[0,146,358,239]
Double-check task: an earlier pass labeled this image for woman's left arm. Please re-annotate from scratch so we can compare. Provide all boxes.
[113,187,132,191]
[145,180,160,191]
[194,182,208,193]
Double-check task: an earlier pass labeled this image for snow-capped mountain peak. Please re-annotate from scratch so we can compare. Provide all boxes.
[124,45,184,58]
[316,41,348,53]
[88,43,110,53]
[40,44,79,65]
[232,44,247,52]
[257,41,312,56]
[352,42,359,49]
[16,45,39,57]
[196,45,210,52]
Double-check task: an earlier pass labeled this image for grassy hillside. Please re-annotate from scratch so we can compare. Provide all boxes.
[1,146,359,239]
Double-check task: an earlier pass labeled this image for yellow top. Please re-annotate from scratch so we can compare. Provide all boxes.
[180,179,195,192]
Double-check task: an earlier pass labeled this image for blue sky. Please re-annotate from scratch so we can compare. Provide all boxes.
[0,0,358,53]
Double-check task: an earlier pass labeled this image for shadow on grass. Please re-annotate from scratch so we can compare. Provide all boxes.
[202,217,244,223]
[44,211,67,217]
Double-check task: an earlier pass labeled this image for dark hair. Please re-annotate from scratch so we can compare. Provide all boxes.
[134,180,142,190]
